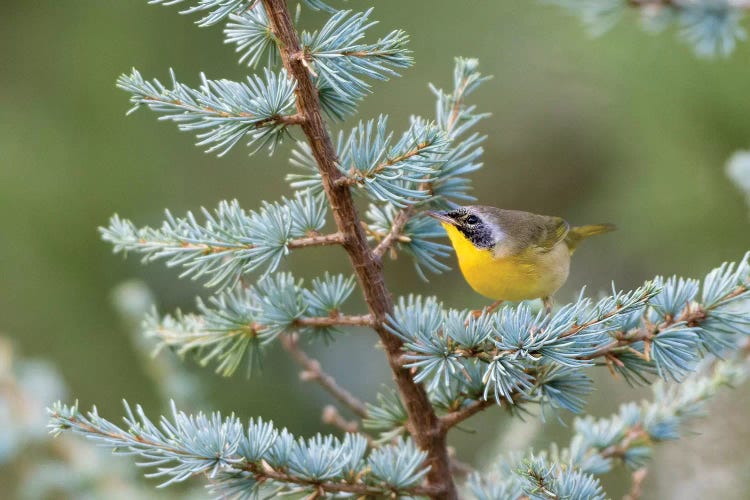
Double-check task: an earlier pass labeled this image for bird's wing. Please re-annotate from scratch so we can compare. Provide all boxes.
[482,207,569,255]
[532,216,570,252]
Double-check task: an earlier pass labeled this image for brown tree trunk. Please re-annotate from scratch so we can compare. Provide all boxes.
[260,1,457,497]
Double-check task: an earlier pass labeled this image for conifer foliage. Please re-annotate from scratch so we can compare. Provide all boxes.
[49,1,750,498]
[549,0,750,58]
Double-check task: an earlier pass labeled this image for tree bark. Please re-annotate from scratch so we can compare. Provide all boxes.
[260,1,457,497]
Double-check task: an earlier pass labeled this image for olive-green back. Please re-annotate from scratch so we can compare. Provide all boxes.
[470,205,614,255]
[470,206,569,254]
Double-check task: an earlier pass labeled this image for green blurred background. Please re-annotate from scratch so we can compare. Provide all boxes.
[2,1,750,498]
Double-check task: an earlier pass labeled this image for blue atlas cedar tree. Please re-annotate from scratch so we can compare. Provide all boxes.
[48,1,750,499]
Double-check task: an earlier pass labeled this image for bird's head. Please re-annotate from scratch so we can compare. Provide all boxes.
[426,206,497,250]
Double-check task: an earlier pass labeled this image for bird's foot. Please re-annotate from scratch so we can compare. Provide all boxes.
[542,296,554,316]
[467,300,504,324]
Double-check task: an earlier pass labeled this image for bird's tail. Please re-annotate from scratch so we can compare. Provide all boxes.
[565,223,616,253]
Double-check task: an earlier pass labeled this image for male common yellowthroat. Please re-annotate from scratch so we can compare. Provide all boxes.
[427,206,614,312]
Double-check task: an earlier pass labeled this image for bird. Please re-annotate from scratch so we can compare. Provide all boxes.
[426,205,615,315]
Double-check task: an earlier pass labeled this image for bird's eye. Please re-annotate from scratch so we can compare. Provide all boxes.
[465,214,479,225]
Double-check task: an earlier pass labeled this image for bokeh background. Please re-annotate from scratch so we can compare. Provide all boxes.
[2,1,750,498]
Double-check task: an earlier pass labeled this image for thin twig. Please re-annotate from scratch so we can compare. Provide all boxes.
[322,404,360,433]
[140,231,345,255]
[157,314,374,347]
[142,93,306,126]
[281,334,368,418]
[246,462,441,497]
[600,427,648,460]
[580,301,709,360]
[623,468,649,500]
[287,232,345,248]
[295,314,374,328]
[321,405,380,448]
[333,142,434,188]
[445,82,469,134]
[439,399,493,431]
[373,206,415,260]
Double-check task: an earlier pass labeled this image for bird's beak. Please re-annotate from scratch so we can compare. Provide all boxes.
[425,210,455,225]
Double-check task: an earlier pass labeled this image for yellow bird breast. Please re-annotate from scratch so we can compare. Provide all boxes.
[441,223,570,301]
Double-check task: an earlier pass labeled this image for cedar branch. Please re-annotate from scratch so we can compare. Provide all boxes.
[333,142,435,188]
[281,333,368,418]
[439,399,493,431]
[435,285,746,430]
[260,1,458,497]
[141,93,306,126]
[137,232,345,254]
[371,67,475,260]
[50,412,438,497]
[244,462,441,496]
